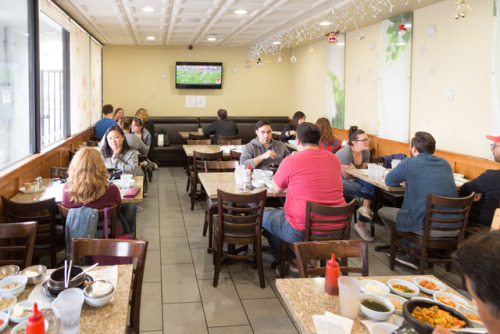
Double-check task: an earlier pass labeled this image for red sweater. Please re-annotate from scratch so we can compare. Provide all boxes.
[62,184,122,210]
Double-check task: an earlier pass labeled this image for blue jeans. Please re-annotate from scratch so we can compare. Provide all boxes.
[262,209,341,261]
[119,203,137,234]
[342,178,376,201]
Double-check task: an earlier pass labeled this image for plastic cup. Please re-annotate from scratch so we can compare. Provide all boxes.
[24,183,32,191]
[338,276,361,319]
[235,165,245,186]
[121,174,132,189]
[198,128,203,133]
[391,159,401,169]
[55,288,84,333]
[367,163,376,178]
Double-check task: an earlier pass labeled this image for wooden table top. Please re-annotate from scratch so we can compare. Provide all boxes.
[276,275,470,334]
[198,172,285,199]
[4,264,133,333]
[182,144,230,157]
[345,169,404,192]
[10,177,144,204]
[179,131,213,139]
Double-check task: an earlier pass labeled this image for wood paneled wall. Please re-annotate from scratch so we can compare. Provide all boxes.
[0,128,93,223]
[332,128,499,179]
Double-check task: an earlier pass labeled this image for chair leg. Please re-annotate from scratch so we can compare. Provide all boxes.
[279,241,287,278]
[203,209,209,236]
[389,228,396,270]
[190,180,196,211]
[186,176,190,192]
[255,239,265,289]
[213,239,222,287]
[418,248,427,274]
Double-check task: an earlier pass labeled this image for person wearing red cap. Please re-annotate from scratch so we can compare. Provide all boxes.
[459,135,500,230]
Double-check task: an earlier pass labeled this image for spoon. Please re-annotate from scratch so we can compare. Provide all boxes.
[448,328,488,333]
[70,262,99,282]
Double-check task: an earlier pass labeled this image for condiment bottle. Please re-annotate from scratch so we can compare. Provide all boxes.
[325,253,340,295]
[26,302,45,334]
[244,164,252,183]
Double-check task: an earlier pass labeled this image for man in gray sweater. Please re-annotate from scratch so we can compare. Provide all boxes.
[378,131,458,270]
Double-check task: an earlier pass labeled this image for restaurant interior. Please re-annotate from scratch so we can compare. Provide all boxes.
[0,0,499,333]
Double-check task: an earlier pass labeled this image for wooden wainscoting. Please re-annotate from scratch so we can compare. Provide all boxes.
[0,128,93,223]
[332,128,499,180]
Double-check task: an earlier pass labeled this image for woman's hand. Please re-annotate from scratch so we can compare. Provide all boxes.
[112,146,121,158]
[289,130,296,136]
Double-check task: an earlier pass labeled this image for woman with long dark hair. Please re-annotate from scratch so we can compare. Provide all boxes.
[101,125,142,176]
[280,111,306,142]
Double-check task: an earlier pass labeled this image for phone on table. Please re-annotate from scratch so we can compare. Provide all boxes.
[246,184,256,191]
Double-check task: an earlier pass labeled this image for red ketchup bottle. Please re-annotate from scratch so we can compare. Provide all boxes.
[26,302,45,334]
[244,164,252,183]
[325,253,340,295]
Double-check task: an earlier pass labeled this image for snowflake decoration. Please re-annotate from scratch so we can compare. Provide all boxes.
[354,75,361,85]
[427,25,437,38]
[429,67,436,75]
[369,41,376,51]
[419,46,426,55]
[444,87,455,101]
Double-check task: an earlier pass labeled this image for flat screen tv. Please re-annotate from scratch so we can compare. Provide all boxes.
[175,62,222,89]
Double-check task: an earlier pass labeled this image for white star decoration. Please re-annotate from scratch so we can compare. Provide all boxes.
[355,75,361,84]
[427,24,437,38]
[369,41,376,51]
[429,67,436,75]
[444,87,455,101]
[420,46,426,55]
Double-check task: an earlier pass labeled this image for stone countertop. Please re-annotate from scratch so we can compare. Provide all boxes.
[5,264,133,333]
[198,172,285,199]
[275,275,468,334]
[182,145,227,157]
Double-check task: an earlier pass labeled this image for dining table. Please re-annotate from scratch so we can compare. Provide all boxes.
[276,275,471,334]
[182,144,244,158]
[4,264,133,333]
[179,131,213,139]
[10,176,144,204]
[197,172,285,198]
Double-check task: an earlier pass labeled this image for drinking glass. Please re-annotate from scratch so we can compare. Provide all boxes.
[235,165,245,186]
[121,174,132,189]
[338,276,361,319]
[391,159,401,169]
[55,288,84,334]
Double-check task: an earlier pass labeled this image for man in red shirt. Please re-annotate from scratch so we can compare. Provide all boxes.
[262,122,346,273]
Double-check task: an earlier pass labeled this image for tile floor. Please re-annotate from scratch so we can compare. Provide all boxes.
[136,167,468,334]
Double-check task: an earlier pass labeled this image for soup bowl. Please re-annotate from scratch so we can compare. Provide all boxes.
[47,266,92,297]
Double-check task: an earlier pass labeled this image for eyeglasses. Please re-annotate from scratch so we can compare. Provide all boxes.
[354,138,370,143]
[491,144,500,149]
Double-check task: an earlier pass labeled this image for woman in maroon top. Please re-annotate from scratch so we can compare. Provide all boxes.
[316,117,342,154]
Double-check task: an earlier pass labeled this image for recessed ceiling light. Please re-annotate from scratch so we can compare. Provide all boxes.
[272,41,281,45]
[234,9,247,15]
[146,36,156,40]
[207,36,216,41]
[142,7,155,12]
[319,21,331,26]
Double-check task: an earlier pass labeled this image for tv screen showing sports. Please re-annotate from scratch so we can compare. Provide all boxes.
[175,62,222,89]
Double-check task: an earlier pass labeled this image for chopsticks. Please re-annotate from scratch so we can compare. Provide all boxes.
[64,259,72,288]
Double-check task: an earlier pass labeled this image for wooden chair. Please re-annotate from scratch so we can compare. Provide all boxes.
[218,134,240,141]
[86,140,100,147]
[389,192,475,274]
[230,150,242,161]
[58,204,118,239]
[2,196,63,268]
[190,151,223,210]
[0,222,37,268]
[188,133,210,140]
[201,160,238,252]
[68,151,77,162]
[71,238,148,333]
[219,139,242,145]
[187,139,212,145]
[213,189,267,288]
[294,240,369,277]
[50,167,69,179]
[279,199,356,278]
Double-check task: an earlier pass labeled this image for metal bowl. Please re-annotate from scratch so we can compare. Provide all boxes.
[403,299,471,334]
[0,265,19,280]
[20,265,47,285]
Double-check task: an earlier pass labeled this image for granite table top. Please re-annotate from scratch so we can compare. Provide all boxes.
[275,275,470,334]
[5,264,133,333]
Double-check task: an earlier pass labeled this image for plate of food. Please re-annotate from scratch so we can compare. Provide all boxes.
[360,279,390,295]
[457,305,484,328]
[413,277,446,295]
[18,186,45,194]
[387,278,419,298]
[433,291,469,309]
[383,293,407,315]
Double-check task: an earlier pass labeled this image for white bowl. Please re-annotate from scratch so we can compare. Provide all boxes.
[457,305,484,328]
[8,300,41,323]
[360,279,390,295]
[260,170,273,179]
[0,294,16,313]
[382,293,406,315]
[0,276,27,297]
[251,179,265,188]
[265,181,274,189]
[371,322,399,334]
[83,280,115,308]
[360,294,394,321]
[413,276,445,295]
[387,278,419,298]
[10,319,48,334]
[0,311,8,332]
[433,291,469,309]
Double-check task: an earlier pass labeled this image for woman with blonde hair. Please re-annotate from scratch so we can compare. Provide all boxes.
[135,108,157,163]
[315,117,342,154]
[131,116,151,147]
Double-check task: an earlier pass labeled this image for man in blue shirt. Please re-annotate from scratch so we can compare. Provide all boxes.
[377,131,457,270]
[94,104,118,139]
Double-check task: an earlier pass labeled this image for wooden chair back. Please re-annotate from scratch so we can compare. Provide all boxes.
[294,240,369,277]
[58,204,118,238]
[0,222,37,268]
[230,150,242,160]
[190,150,223,210]
[2,196,61,267]
[305,199,357,241]
[189,133,210,140]
[187,139,212,145]
[71,238,148,333]
[219,139,242,145]
[218,134,240,141]
[50,167,69,179]
[87,140,100,147]
[68,151,77,162]
[491,208,500,231]
[204,160,238,172]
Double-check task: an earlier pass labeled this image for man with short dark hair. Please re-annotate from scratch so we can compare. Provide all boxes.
[94,104,118,139]
[203,108,238,144]
[433,231,500,334]
[459,134,500,230]
[240,120,290,170]
[378,131,458,270]
[262,122,346,273]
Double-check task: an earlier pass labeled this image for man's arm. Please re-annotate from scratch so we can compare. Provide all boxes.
[203,122,216,135]
[385,159,407,187]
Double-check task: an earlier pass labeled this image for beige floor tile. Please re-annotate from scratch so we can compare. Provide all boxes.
[160,237,192,264]
[191,248,230,280]
[198,279,248,327]
[208,326,254,334]
[242,298,297,334]
[163,302,208,334]
[137,210,160,228]
[139,282,163,332]
[140,331,162,334]
[162,264,200,303]
[143,249,161,282]
[160,222,187,238]
[186,225,210,249]
[136,227,161,250]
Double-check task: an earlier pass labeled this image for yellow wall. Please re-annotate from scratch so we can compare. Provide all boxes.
[103,46,293,118]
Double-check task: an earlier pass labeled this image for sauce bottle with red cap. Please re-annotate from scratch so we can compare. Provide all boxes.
[325,253,340,295]
[26,302,45,334]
